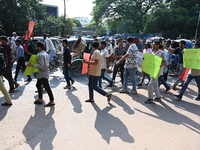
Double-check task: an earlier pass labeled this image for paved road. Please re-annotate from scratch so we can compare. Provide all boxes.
[0,67,200,150]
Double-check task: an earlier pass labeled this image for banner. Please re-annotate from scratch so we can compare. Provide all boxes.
[183,49,200,69]
[82,53,90,74]
[25,21,36,40]
[24,55,38,75]
[142,53,162,79]
[179,68,190,81]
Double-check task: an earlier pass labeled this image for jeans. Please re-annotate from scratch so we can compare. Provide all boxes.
[123,67,137,91]
[99,69,112,87]
[49,50,56,62]
[112,63,124,84]
[89,75,107,100]
[179,75,200,97]
[158,75,170,90]
[148,77,161,99]
[36,78,54,102]
[63,65,73,86]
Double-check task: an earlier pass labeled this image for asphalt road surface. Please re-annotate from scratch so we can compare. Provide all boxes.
[0,67,200,150]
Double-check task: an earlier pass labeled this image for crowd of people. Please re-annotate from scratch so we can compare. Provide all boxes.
[0,32,200,107]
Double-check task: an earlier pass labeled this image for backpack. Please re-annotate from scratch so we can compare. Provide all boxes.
[0,53,6,76]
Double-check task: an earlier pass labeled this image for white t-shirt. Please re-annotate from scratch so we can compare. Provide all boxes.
[89,50,102,76]
[100,48,109,69]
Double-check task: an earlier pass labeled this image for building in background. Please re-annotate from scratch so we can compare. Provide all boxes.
[72,27,94,38]
[74,17,91,27]
[45,4,58,17]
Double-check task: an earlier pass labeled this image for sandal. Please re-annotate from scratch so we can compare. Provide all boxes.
[34,100,43,104]
[85,99,95,103]
[1,102,12,106]
[44,103,55,107]
[107,94,112,103]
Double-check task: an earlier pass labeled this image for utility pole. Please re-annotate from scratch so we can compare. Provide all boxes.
[195,11,200,42]
[61,0,67,37]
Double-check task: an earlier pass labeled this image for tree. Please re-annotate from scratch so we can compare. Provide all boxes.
[0,0,46,36]
[92,0,163,35]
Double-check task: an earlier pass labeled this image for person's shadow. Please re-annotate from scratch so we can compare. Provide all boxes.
[22,106,57,150]
[66,87,82,113]
[92,103,134,144]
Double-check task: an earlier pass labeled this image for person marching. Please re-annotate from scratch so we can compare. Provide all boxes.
[174,43,200,100]
[116,37,138,94]
[145,41,167,104]
[0,52,12,106]
[27,41,55,107]
[62,39,75,89]
[83,41,112,103]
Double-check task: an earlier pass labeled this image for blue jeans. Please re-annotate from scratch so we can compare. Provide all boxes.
[179,75,200,97]
[49,50,56,62]
[123,67,137,91]
[99,69,112,87]
[89,75,107,99]
[158,75,170,90]
[63,65,73,86]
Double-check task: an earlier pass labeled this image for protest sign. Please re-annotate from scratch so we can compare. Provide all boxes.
[142,53,162,79]
[183,49,200,69]
[25,21,36,40]
[82,53,90,74]
[24,55,38,75]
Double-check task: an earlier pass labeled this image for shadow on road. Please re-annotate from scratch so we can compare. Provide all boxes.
[0,104,11,121]
[92,103,134,144]
[22,106,57,150]
[111,95,134,115]
[66,87,82,113]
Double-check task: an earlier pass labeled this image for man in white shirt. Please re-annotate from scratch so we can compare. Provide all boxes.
[11,32,17,56]
[43,33,56,63]
[99,41,112,88]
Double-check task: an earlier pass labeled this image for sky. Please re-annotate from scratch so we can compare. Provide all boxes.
[41,0,95,19]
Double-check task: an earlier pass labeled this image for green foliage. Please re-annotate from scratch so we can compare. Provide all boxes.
[0,0,46,36]
[92,0,200,39]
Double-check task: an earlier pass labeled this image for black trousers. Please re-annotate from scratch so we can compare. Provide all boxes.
[112,63,124,84]
[36,78,54,102]
[14,57,31,81]
[3,65,15,90]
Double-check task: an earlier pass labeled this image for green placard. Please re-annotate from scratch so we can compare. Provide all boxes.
[183,49,200,69]
[142,53,162,79]
[24,55,38,75]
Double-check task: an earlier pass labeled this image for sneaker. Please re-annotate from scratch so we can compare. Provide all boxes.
[154,97,162,102]
[119,88,128,93]
[71,80,75,85]
[145,99,154,104]
[137,84,142,87]
[63,85,71,89]
[174,94,182,100]
[130,90,138,94]
[195,97,200,101]
[14,83,20,89]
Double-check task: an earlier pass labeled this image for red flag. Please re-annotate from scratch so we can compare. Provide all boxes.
[25,21,36,40]
[82,53,91,74]
[179,68,190,81]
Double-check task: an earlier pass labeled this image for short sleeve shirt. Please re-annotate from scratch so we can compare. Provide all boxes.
[89,50,102,76]
[124,43,138,69]
[153,50,166,76]
[101,48,109,69]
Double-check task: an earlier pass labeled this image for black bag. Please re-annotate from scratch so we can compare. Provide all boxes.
[0,53,6,76]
